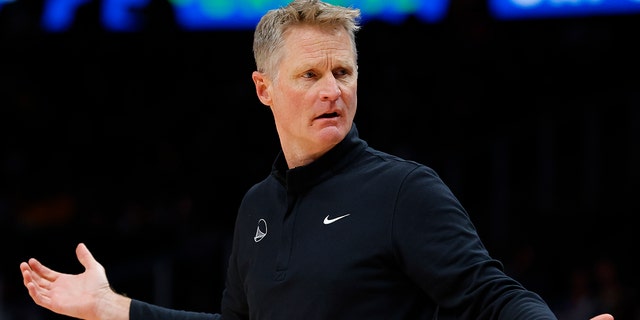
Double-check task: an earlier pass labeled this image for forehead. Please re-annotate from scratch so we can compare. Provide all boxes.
[280,25,354,65]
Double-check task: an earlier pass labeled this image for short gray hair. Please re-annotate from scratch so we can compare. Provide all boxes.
[253,0,361,77]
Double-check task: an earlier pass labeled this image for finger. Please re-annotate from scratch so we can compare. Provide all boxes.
[21,262,47,293]
[76,243,93,269]
[20,261,31,272]
[25,279,52,309]
[20,262,35,287]
[21,264,52,308]
[28,258,58,282]
[23,263,55,295]
[22,260,46,286]
[76,242,101,270]
[20,261,32,277]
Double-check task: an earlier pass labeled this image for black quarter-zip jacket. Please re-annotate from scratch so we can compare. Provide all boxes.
[130,123,557,320]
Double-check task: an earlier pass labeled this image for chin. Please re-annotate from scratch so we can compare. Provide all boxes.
[315,125,347,144]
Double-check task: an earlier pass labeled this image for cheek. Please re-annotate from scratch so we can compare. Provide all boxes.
[343,87,358,111]
[276,85,307,108]
[271,89,302,121]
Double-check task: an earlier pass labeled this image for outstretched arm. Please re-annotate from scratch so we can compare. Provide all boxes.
[20,243,611,320]
[20,242,131,320]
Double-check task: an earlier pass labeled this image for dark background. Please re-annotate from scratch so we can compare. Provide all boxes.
[1,0,639,319]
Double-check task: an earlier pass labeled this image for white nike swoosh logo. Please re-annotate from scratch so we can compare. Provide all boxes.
[323,213,351,225]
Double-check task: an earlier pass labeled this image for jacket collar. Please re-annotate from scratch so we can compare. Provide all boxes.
[271,123,368,194]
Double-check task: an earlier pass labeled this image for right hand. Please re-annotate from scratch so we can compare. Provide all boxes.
[20,242,129,320]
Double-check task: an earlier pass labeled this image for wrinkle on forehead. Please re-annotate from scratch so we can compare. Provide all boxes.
[282,25,355,70]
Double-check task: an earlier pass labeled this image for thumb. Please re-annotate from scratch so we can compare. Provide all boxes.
[75,243,101,270]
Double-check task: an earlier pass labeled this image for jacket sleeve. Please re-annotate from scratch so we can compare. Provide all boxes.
[130,299,222,320]
[393,166,557,319]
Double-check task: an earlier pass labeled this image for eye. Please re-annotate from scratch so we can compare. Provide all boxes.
[334,68,350,78]
[302,71,317,79]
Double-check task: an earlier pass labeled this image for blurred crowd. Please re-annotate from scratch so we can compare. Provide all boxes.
[1,0,639,319]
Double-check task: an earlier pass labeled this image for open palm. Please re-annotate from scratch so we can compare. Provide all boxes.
[20,243,111,319]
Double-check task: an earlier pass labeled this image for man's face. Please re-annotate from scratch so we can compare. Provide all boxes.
[254,24,358,167]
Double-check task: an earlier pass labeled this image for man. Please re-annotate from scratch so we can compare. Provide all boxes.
[20,0,614,319]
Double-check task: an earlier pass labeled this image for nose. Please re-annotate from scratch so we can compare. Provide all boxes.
[319,75,341,101]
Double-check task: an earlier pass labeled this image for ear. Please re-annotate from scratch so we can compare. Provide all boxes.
[252,71,272,107]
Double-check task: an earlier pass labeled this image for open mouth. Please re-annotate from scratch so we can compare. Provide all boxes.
[317,112,339,119]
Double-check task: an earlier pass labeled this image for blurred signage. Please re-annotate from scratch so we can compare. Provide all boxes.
[490,0,640,19]
[0,0,450,32]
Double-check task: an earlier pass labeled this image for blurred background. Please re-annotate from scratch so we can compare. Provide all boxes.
[1,0,639,319]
